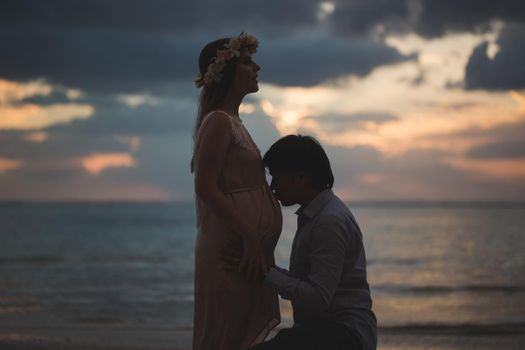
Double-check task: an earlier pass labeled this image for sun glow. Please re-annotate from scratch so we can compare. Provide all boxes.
[254,28,525,185]
[0,79,93,130]
[0,104,94,130]
[0,158,25,173]
[24,132,49,143]
[446,158,525,180]
[80,153,136,175]
[257,29,523,154]
[0,79,52,104]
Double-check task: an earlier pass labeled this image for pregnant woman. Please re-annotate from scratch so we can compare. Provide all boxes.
[191,33,282,350]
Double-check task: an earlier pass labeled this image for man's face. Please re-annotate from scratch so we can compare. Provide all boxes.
[269,172,301,206]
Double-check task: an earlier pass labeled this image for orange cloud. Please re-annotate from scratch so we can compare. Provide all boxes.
[80,153,136,175]
[511,90,525,113]
[0,79,52,104]
[0,158,24,173]
[117,93,159,108]
[0,103,93,130]
[0,79,92,130]
[24,132,48,143]
[359,173,385,185]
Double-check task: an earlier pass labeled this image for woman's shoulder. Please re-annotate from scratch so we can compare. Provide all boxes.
[201,110,233,130]
[205,109,234,119]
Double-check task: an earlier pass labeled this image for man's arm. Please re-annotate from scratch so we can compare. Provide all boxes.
[265,215,351,318]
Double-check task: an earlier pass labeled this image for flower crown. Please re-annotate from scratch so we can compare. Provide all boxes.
[195,32,259,88]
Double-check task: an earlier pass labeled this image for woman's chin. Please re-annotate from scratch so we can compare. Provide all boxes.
[246,85,259,94]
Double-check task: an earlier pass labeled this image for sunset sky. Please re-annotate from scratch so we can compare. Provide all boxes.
[1,0,524,201]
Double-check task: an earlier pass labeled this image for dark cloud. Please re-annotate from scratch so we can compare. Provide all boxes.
[331,0,525,38]
[9,0,523,91]
[465,23,525,90]
[17,90,74,106]
[327,144,525,201]
[4,0,524,39]
[0,130,129,160]
[415,0,525,38]
[0,25,202,93]
[0,23,409,92]
[468,140,525,159]
[0,0,319,33]
[0,1,319,95]
[418,119,525,161]
[0,128,194,199]
[451,119,525,140]
[242,111,282,154]
[108,133,194,191]
[257,35,409,86]
[327,144,384,183]
[331,0,410,37]
[47,95,196,135]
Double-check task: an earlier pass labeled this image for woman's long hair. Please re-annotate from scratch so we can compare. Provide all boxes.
[191,38,238,173]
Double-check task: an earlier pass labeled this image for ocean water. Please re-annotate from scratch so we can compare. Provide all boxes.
[1,201,524,346]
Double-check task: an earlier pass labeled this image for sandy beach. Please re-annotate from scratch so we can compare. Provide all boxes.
[2,307,525,350]
[1,325,525,350]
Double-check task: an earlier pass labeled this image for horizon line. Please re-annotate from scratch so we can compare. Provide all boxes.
[1,199,524,206]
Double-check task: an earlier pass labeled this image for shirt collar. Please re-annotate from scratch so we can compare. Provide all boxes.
[295,189,334,219]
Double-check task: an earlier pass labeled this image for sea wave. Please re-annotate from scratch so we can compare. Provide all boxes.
[367,257,421,266]
[0,255,174,265]
[379,322,525,335]
[372,284,525,294]
[0,256,63,265]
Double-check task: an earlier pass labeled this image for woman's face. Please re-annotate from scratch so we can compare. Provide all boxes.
[232,48,260,96]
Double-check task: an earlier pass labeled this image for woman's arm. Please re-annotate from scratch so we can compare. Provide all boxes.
[194,112,267,279]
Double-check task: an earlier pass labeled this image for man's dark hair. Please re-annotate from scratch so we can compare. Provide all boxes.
[263,135,334,190]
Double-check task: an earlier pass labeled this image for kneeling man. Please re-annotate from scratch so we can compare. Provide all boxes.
[255,135,377,350]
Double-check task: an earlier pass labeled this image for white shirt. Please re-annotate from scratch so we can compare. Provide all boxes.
[265,189,377,350]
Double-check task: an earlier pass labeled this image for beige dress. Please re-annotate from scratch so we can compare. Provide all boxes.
[192,110,282,350]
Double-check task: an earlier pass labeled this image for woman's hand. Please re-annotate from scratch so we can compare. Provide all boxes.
[220,237,268,281]
[240,236,268,281]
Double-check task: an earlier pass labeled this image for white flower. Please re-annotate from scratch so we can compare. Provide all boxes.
[227,37,241,51]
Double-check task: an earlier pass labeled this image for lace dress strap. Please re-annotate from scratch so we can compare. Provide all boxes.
[194,110,259,157]
[228,115,260,154]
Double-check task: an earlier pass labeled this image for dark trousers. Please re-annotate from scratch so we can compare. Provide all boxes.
[249,322,363,350]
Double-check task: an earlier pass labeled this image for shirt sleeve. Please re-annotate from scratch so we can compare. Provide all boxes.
[264,215,351,318]
[265,266,296,299]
